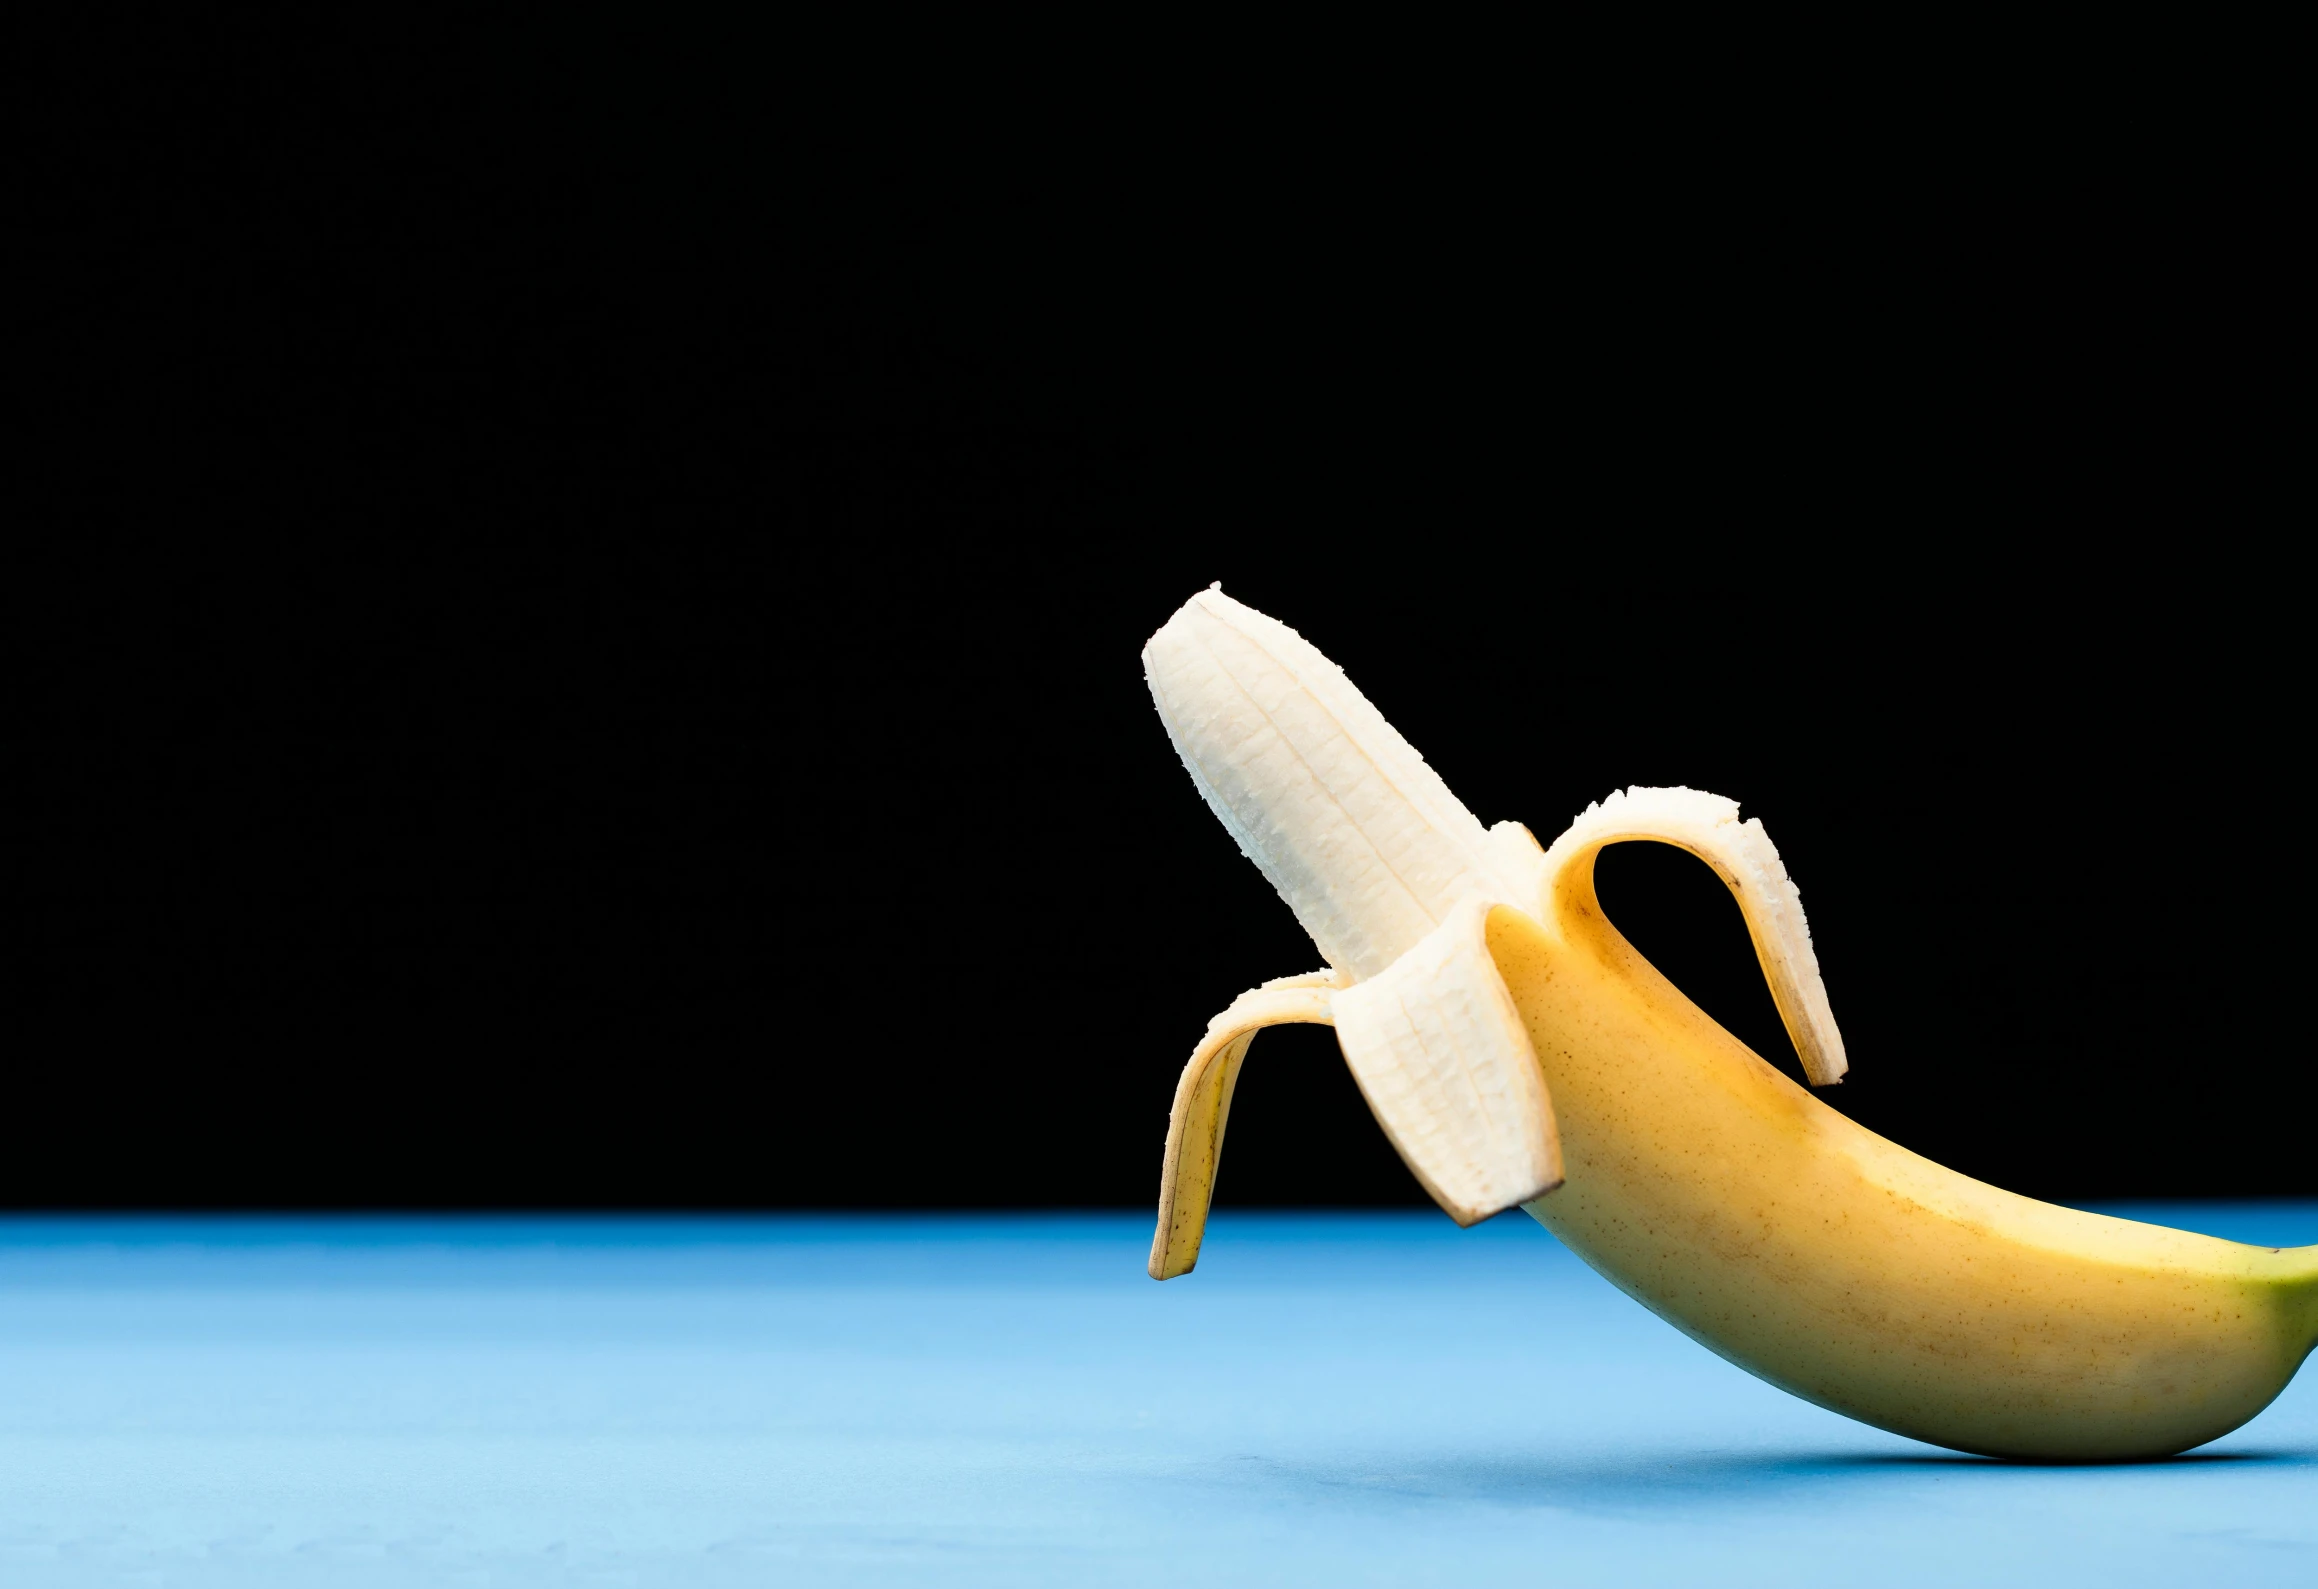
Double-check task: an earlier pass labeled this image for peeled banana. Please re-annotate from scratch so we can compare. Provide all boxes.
[1143,586,2317,1461]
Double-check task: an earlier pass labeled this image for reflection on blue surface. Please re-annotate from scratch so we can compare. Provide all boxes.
[0,1205,2311,1586]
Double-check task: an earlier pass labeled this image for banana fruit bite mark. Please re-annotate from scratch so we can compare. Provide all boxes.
[1141,586,2318,1461]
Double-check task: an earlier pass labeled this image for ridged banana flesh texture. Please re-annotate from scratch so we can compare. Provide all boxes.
[1142,586,2318,1460]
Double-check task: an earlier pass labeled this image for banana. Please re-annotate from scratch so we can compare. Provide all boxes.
[1143,586,2318,1461]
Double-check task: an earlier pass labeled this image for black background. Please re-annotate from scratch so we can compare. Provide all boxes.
[15,20,2305,1209]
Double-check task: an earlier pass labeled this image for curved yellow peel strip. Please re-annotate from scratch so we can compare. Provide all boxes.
[1332,899,1563,1226]
[1149,982,1337,1280]
[1538,786,1849,1086]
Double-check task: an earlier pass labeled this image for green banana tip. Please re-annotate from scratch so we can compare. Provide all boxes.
[2295,1249,2318,1357]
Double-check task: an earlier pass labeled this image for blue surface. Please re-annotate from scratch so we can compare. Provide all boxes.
[0,1206,2312,1586]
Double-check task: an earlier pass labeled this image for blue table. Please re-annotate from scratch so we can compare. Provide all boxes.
[1,1206,2311,1586]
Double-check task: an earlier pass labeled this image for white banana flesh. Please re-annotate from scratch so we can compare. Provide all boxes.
[1143,587,1537,979]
